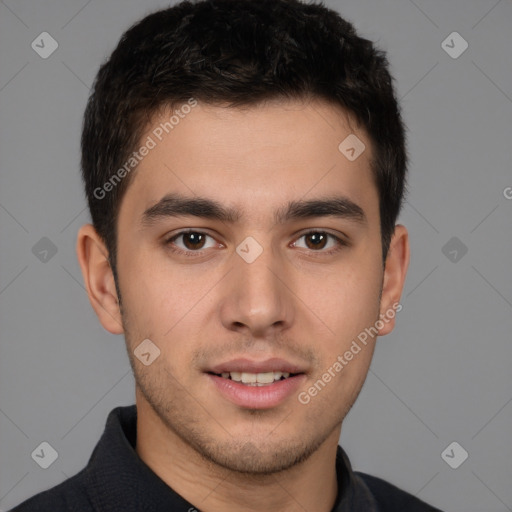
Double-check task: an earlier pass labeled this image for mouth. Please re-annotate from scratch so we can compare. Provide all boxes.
[207,370,298,386]
[204,359,307,409]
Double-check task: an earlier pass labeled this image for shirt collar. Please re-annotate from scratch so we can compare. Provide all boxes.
[84,405,378,512]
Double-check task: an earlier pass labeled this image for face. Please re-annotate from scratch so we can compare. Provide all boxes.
[80,98,408,475]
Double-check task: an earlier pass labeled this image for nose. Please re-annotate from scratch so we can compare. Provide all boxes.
[218,240,294,338]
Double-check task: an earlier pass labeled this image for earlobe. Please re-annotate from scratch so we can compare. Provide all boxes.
[378,224,410,336]
[76,224,124,335]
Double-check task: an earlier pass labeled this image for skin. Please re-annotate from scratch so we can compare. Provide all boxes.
[77,98,409,512]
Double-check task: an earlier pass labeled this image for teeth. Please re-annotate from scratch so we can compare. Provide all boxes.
[254,372,274,384]
[219,371,292,384]
[241,372,257,384]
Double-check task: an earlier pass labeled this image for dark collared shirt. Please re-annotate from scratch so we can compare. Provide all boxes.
[10,405,443,511]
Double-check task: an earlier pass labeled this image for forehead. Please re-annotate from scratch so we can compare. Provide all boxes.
[119,98,378,225]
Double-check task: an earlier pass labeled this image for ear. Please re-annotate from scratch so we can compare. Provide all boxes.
[76,224,124,334]
[378,224,410,336]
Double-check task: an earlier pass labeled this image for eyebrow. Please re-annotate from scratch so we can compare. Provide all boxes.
[141,193,367,227]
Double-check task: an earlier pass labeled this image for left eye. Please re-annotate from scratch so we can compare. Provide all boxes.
[293,232,343,251]
[166,231,218,251]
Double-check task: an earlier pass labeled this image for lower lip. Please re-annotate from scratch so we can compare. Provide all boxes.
[207,373,307,409]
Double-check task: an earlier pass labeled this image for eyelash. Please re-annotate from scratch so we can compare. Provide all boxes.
[164,229,347,258]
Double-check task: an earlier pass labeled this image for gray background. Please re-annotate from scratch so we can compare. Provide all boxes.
[0,0,511,511]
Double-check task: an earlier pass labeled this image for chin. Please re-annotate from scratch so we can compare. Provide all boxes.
[193,434,324,476]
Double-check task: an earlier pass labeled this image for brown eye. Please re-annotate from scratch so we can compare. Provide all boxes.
[304,232,328,250]
[181,232,206,250]
[293,231,346,253]
[166,231,217,252]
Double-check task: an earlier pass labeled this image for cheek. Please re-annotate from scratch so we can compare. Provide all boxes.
[119,250,218,365]
[117,249,176,339]
[296,259,382,343]
[119,246,189,311]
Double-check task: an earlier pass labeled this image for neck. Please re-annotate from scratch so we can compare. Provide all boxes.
[135,393,340,512]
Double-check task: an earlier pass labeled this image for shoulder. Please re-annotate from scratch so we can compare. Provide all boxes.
[355,471,444,512]
[8,470,95,512]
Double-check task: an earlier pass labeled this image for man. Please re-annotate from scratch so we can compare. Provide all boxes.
[10,0,443,510]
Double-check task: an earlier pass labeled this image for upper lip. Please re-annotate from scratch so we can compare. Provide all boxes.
[207,358,307,375]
